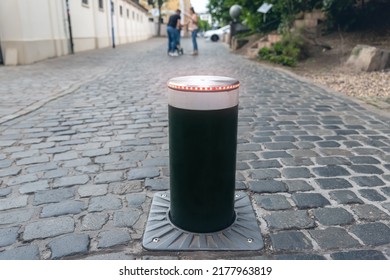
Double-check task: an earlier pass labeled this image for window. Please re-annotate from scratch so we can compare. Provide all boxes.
[82,0,89,6]
[98,0,103,10]
[127,9,129,18]
[120,5,123,16]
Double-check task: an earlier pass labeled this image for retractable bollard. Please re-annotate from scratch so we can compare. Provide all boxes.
[168,76,239,233]
[143,76,263,251]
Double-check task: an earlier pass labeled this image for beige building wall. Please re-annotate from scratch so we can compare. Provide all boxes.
[0,0,154,65]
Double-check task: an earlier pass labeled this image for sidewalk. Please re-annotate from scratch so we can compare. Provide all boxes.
[0,37,389,260]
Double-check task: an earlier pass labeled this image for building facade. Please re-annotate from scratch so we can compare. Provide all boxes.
[0,0,155,65]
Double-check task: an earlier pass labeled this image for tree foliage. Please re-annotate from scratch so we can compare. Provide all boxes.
[207,0,390,32]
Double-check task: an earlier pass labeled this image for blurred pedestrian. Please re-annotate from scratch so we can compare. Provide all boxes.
[187,7,199,55]
[167,9,181,57]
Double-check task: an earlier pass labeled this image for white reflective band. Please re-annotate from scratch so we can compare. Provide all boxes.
[167,76,240,110]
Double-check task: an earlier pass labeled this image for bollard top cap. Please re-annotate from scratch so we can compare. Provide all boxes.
[168,75,239,92]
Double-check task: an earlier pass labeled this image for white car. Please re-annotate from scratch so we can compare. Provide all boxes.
[204,25,230,42]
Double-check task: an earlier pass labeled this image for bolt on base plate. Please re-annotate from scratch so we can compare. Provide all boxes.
[142,191,264,251]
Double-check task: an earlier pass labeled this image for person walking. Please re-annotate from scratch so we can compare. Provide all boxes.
[167,9,181,57]
[187,7,199,55]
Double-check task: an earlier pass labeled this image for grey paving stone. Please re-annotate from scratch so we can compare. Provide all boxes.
[275,254,326,260]
[351,205,390,221]
[348,165,384,175]
[62,158,92,168]
[82,148,110,157]
[358,189,386,201]
[42,146,71,154]
[16,155,49,165]
[313,207,355,226]
[350,156,381,164]
[144,178,169,190]
[316,141,340,147]
[121,151,148,162]
[0,159,13,168]
[312,166,350,177]
[19,180,50,194]
[254,194,292,210]
[351,223,390,246]
[43,168,68,178]
[126,193,146,208]
[309,227,360,249]
[114,209,142,227]
[34,188,75,205]
[0,226,20,247]
[263,142,298,150]
[0,245,40,260]
[103,161,134,171]
[41,200,85,217]
[53,151,78,161]
[329,190,364,204]
[6,174,38,186]
[315,178,353,190]
[248,180,288,193]
[25,162,57,173]
[23,216,75,241]
[95,154,120,164]
[0,209,35,225]
[127,167,160,180]
[264,210,315,230]
[261,151,292,159]
[237,143,262,152]
[270,231,313,251]
[94,171,123,184]
[237,153,258,161]
[249,160,281,169]
[330,250,387,260]
[315,157,351,166]
[141,158,169,167]
[0,187,12,197]
[351,176,385,187]
[78,184,108,197]
[0,195,28,211]
[284,180,314,192]
[292,193,330,209]
[250,169,281,180]
[282,167,312,179]
[88,195,122,212]
[97,230,131,248]
[53,175,90,188]
[76,165,100,173]
[81,213,109,231]
[0,167,21,177]
[49,233,89,259]
[381,187,390,196]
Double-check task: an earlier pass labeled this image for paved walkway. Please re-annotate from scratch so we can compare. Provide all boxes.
[0,38,390,260]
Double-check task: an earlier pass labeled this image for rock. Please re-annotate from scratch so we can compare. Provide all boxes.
[346,44,390,71]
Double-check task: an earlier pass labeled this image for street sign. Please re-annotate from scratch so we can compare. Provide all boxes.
[257,3,273,14]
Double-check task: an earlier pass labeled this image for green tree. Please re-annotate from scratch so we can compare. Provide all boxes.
[148,0,168,36]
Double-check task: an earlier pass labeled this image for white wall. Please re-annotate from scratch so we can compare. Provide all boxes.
[0,0,155,65]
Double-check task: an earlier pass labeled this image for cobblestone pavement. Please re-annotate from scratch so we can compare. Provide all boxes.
[0,38,390,260]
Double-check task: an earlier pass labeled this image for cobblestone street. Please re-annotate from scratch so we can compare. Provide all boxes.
[0,37,390,260]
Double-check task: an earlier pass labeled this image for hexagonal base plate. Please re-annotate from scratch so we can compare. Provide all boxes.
[143,191,264,251]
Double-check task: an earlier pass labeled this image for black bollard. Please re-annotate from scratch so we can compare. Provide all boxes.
[167,76,240,233]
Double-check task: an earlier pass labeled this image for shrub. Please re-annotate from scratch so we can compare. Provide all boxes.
[258,31,305,67]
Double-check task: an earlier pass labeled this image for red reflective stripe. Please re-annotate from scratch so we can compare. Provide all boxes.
[167,83,240,92]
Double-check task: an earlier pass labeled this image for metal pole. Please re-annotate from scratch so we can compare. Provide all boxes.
[65,0,74,54]
[110,0,116,48]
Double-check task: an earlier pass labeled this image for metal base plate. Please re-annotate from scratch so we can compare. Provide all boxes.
[142,191,264,251]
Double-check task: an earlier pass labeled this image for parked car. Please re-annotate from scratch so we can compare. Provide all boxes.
[203,25,230,42]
